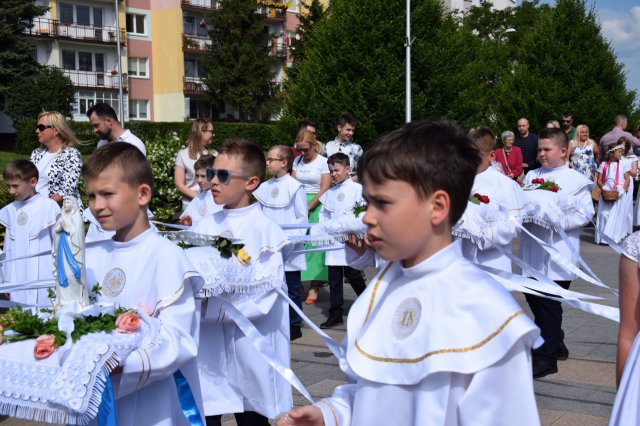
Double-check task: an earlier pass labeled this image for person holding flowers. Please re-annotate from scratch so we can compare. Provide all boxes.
[520,127,594,379]
[595,143,630,244]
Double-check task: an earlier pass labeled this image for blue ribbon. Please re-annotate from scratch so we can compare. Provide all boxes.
[97,375,117,426]
[173,370,204,426]
[56,231,81,287]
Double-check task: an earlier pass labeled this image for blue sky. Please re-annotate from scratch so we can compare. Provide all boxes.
[532,0,640,100]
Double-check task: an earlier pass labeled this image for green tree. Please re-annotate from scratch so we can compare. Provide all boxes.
[5,66,75,120]
[204,0,278,121]
[288,0,327,80]
[490,0,636,137]
[0,0,48,110]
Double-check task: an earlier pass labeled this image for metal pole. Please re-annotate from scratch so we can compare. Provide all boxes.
[405,0,411,123]
[114,0,125,123]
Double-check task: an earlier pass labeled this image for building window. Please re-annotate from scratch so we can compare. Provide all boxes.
[129,100,149,120]
[128,57,148,78]
[62,51,106,72]
[184,57,205,78]
[189,99,212,119]
[126,13,146,35]
[77,90,120,116]
[59,3,102,26]
[60,3,74,23]
[62,50,75,70]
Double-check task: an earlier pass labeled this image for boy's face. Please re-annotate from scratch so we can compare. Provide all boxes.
[6,178,37,201]
[85,165,151,242]
[209,153,258,209]
[266,148,287,175]
[195,168,211,191]
[362,175,445,268]
[537,138,567,168]
[329,162,350,185]
[337,123,355,142]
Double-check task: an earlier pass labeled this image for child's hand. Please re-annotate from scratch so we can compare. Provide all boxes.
[179,215,192,226]
[346,233,367,256]
[276,406,325,426]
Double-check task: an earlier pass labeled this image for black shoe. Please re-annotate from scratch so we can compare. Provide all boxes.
[320,315,343,329]
[552,342,569,361]
[533,356,558,379]
[290,325,302,341]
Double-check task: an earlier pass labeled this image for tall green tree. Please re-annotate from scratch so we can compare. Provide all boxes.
[5,66,74,120]
[204,0,277,121]
[0,0,48,110]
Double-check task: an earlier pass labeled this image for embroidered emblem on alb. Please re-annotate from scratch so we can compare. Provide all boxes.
[337,192,345,202]
[392,298,421,340]
[199,204,207,217]
[271,187,280,198]
[17,212,28,226]
[102,268,126,298]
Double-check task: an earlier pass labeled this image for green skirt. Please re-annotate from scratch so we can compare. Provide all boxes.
[301,193,328,281]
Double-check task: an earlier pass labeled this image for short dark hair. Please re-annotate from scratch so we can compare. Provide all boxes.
[539,127,569,149]
[298,120,316,132]
[219,138,266,181]
[3,159,39,182]
[467,127,496,153]
[327,152,350,168]
[337,112,357,127]
[194,155,216,171]
[82,142,153,189]
[562,112,573,118]
[86,102,119,122]
[357,118,480,225]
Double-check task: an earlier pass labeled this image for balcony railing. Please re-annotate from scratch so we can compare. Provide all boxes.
[184,76,208,95]
[25,17,126,46]
[257,5,286,20]
[63,69,128,90]
[181,0,222,10]
[183,34,211,52]
[269,39,288,58]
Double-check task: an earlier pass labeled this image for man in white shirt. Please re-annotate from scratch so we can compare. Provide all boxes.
[87,102,146,156]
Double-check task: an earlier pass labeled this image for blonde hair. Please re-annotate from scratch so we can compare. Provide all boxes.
[186,118,213,160]
[572,124,589,143]
[38,111,79,148]
[297,130,322,155]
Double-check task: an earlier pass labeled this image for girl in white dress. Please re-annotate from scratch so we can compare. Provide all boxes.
[620,138,638,235]
[595,144,629,244]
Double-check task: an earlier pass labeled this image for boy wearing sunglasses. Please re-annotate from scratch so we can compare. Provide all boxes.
[189,138,292,426]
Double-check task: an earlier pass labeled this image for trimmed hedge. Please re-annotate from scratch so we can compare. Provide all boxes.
[14,120,284,155]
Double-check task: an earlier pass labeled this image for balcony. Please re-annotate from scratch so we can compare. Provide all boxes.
[183,34,211,52]
[269,39,288,59]
[63,69,128,90]
[184,76,208,95]
[25,17,126,46]
[257,4,286,21]
[181,0,222,10]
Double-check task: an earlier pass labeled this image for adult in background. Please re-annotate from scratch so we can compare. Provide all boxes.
[86,102,146,156]
[292,120,317,158]
[569,124,599,181]
[174,119,216,211]
[325,112,363,178]
[31,111,83,208]
[515,117,539,175]
[546,120,560,128]
[496,130,523,181]
[561,112,576,141]
[600,114,640,163]
[292,130,330,304]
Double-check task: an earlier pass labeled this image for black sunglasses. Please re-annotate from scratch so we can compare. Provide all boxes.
[35,124,53,132]
[205,168,250,184]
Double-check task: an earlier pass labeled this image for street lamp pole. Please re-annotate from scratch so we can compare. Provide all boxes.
[405,0,411,123]
[114,0,125,123]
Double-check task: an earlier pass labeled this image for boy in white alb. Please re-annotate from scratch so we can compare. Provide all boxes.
[459,127,527,272]
[82,143,204,426]
[318,153,366,329]
[0,160,59,306]
[520,127,594,379]
[254,145,308,340]
[180,155,222,228]
[278,119,541,426]
[189,138,291,426]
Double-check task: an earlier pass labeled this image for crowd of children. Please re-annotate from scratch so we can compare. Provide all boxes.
[2,114,639,426]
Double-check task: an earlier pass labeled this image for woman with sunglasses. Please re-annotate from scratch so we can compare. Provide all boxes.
[174,118,217,212]
[30,111,83,208]
[292,130,330,304]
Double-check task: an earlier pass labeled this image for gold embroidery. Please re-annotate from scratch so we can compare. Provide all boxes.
[153,283,185,315]
[319,400,339,426]
[363,262,393,323]
[400,310,414,328]
[356,310,525,363]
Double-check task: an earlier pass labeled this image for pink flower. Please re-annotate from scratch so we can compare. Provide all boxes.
[34,335,57,359]
[115,311,141,334]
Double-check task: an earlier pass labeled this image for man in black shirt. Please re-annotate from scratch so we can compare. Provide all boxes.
[515,117,539,175]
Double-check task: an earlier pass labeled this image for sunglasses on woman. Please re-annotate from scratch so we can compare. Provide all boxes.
[35,124,53,132]
[205,168,250,184]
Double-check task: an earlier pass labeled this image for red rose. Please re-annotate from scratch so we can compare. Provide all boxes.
[115,311,141,334]
[479,195,490,203]
[34,335,57,360]
[550,186,559,192]
[532,178,544,184]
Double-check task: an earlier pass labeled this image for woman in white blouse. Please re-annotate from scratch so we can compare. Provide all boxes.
[292,130,330,304]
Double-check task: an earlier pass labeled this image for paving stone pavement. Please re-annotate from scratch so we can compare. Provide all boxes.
[0,227,622,425]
